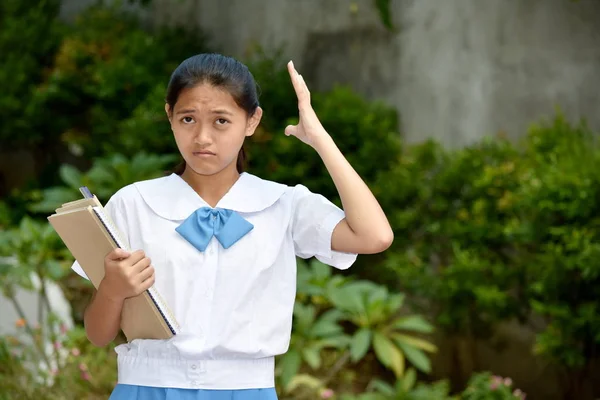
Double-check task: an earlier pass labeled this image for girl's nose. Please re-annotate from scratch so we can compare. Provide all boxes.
[193,125,212,144]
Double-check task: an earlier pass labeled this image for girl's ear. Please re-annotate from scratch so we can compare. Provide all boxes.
[165,103,172,122]
[245,107,263,138]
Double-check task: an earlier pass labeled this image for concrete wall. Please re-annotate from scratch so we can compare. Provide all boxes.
[134,0,600,148]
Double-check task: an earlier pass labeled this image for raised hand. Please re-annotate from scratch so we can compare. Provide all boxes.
[284,61,328,147]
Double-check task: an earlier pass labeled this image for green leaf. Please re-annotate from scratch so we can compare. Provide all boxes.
[311,318,343,337]
[29,187,77,213]
[44,259,67,281]
[279,349,302,388]
[285,374,323,394]
[392,333,437,353]
[302,346,321,370]
[368,379,395,396]
[328,285,365,315]
[293,303,316,332]
[317,334,352,349]
[19,217,37,242]
[59,164,83,189]
[387,293,405,313]
[373,332,405,377]
[397,343,431,373]
[393,315,434,334]
[401,368,417,392]
[350,328,372,362]
[311,259,331,280]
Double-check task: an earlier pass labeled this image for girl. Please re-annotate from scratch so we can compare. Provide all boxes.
[72,53,393,399]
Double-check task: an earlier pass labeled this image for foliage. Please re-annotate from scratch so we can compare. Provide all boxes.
[518,117,600,371]
[383,114,600,397]
[329,281,436,376]
[27,152,177,214]
[277,259,436,398]
[0,325,117,400]
[245,78,401,206]
[0,0,64,148]
[461,373,526,400]
[340,368,454,400]
[0,0,209,205]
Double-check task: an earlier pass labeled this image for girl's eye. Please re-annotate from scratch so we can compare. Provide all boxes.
[182,116,195,124]
[216,118,229,125]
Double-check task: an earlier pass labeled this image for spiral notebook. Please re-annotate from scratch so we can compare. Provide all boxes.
[48,187,180,341]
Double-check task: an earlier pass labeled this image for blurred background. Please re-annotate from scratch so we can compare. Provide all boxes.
[1,0,600,399]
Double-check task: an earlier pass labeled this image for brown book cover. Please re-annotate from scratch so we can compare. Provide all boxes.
[48,192,180,342]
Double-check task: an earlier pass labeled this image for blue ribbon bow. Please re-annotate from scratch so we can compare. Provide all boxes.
[175,207,254,252]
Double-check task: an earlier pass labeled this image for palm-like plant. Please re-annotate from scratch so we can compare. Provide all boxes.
[277,303,350,389]
[328,280,437,378]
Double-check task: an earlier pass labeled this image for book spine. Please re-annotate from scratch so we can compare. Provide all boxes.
[91,206,180,335]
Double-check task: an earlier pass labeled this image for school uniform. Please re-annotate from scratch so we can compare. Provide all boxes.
[72,172,357,399]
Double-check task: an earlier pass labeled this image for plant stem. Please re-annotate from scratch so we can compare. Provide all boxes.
[8,293,52,370]
[38,270,62,369]
[322,349,351,386]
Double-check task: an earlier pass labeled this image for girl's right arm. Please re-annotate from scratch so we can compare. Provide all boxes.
[84,248,155,347]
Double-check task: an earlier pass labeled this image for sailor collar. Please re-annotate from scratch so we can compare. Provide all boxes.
[133,172,288,220]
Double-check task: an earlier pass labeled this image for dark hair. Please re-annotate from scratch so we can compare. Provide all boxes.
[166,53,260,175]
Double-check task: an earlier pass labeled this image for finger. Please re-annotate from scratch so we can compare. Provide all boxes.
[136,265,155,283]
[287,61,309,104]
[140,273,156,292]
[132,256,151,274]
[285,125,298,137]
[298,75,310,102]
[107,248,130,261]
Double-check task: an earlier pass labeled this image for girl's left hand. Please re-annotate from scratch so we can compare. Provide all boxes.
[285,61,328,147]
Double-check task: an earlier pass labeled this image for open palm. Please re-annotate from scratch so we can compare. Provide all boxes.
[284,61,326,147]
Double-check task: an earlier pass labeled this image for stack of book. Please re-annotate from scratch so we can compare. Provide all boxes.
[48,187,179,341]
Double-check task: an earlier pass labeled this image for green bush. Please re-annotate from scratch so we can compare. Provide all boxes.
[383,114,600,397]
[0,0,64,148]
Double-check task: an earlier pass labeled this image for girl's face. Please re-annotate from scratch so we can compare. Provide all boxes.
[166,83,262,177]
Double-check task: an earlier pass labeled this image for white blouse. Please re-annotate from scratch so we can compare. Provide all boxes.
[72,172,357,390]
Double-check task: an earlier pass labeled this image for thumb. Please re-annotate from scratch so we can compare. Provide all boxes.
[285,125,298,137]
[108,248,130,260]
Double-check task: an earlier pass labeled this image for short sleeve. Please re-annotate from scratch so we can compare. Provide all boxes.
[70,194,130,281]
[291,185,357,270]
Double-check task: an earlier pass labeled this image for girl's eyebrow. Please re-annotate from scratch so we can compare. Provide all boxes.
[210,108,234,116]
[175,108,197,115]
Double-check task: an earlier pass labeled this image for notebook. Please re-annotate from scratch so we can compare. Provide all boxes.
[48,186,180,341]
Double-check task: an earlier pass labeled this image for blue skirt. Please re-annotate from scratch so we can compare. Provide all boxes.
[109,384,278,400]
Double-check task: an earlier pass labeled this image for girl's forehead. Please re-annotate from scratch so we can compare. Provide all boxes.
[175,84,238,110]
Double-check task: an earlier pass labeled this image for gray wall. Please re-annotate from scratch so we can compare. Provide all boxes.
[133,0,600,148]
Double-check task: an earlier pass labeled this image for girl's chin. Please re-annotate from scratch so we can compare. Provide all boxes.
[185,160,235,177]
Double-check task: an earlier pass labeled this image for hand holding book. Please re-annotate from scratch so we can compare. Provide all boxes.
[48,187,180,341]
[100,248,156,302]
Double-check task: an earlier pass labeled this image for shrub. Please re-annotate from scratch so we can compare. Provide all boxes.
[383,114,600,397]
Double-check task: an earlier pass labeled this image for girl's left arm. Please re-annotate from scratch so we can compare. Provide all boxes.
[285,61,394,254]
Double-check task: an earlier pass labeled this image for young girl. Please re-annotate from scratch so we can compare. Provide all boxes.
[72,53,393,399]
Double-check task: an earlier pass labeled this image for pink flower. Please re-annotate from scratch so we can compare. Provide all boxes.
[53,341,62,350]
[79,363,88,372]
[71,348,80,357]
[60,324,68,335]
[51,368,58,376]
[321,388,334,399]
[513,389,526,399]
[504,377,513,387]
[490,375,502,390]
[81,371,91,381]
